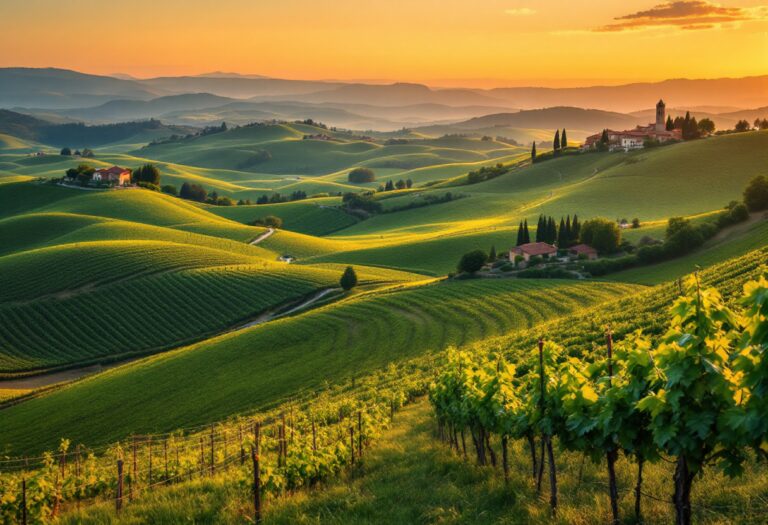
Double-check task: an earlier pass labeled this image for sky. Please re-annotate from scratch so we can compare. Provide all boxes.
[1,0,767,87]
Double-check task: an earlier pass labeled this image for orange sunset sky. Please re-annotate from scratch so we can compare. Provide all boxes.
[1,0,767,87]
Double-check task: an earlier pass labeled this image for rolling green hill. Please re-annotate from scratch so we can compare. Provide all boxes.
[0,278,638,453]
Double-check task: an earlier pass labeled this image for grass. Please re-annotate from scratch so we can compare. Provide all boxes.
[61,400,768,524]
[0,278,638,454]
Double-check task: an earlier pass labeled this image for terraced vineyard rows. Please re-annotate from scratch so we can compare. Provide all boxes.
[0,278,638,452]
[0,241,266,303]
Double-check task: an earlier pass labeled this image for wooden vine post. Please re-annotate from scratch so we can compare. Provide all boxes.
[239,424,246,465]
[164,439,169,484]
[349,426,355,465]
[606,330,620,525]
[312,419,317,452]
[251,422,262,523]
[199,436,205,476]
[148,437,153,485]
[116,459,124,513]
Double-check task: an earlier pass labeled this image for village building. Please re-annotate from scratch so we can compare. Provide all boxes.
[92,166,132,185]
[509,242,558,263]
[583,100,682,152]
[569,243,598,260]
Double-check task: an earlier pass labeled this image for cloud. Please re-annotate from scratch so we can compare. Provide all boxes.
[505,7,537,16]
[594,1,768,32]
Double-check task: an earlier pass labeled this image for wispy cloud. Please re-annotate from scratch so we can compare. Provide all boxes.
[505,7,537,16]
[594,1,768,32]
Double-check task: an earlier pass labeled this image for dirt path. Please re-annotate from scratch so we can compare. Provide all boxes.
[250,227,275,245]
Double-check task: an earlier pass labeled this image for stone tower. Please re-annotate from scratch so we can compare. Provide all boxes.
[656,99,666,132]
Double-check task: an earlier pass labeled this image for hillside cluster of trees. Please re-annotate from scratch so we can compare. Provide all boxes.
[467,163,509,184]
[147,122,228,147]
[348,167,376,183]
[531,128,572,163]
[664,112,715,139]
[378,178,413,192]
[255,190,307,204]
[60,147,94,158]
[515,214,582,248]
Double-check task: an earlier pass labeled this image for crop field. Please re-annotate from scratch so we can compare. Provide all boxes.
[0,278,638,453]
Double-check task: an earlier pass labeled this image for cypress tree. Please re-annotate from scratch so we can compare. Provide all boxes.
[534,215,543,242]
[489,245,497,261]
[571,215,580,242]
[561,129,568,149]
[553,130,560,152]
[523,219,531,244]
[531,141,537,162]
[544,217,553,244]
[564,215,572,246]
[600,129,609,144]
[666,115,674,131]
[516,221,524,246]
[557,217,567,246]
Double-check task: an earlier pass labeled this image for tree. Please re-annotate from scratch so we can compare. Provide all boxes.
[516,221,525,246]
[570,215,580,243]
[744,175,768,211]
[553,130,560,153]
[735,120,751,132]
[697,118,715,135]
[179,182,207,202]
[81,148,95,158]
[579,218,621,254]
[488,245,497,261]
[385,180,394,191]
[631,218,641,229]
[133,164,161,185]
[457,250,488,274]
[666,116,674,131]
[340,266,358,290]
[600,129,609,144]
[522,219,531,244]
[60,147,72,156]
[161,184,177,196]
[252,215,283,228]
[561,129,568,149]
[535,215,545,242]
[546,216,556,244]
[395,179,406,190]
[556,217,567,247]
[406,179,413,188]
[348,167,376,183]
[531,141,537,162]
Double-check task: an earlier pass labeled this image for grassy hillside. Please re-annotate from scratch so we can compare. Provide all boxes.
[0,278,637,454]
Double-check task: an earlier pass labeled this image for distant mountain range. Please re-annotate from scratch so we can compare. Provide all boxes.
[3,68,768,112]
[1,68,767,144]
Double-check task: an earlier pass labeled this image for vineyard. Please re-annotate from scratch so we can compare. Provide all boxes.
[0,248,425,372]
[0,360,430,524]
[0,278,636,454]
[429,267,768,525]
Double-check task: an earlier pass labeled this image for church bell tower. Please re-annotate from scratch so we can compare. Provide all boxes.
[656,99,666,132]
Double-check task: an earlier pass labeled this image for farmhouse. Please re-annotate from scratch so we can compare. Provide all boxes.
[583,100,682,152]
[509,242,558,262]
[92,166,132,185]
[569,244,598,260]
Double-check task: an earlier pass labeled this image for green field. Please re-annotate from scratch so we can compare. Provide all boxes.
[0,278,638,454]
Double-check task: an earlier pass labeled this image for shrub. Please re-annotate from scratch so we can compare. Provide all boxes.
[60,147,72,156]
[579,218,621,254]
[582,255,637,276]
[251,216,283,228]
[340,266,358,290]
[136,181,160,192]
[348,168,376,183]
[744,175,768,211]
[161,184,177,196]
[457,250,487,274]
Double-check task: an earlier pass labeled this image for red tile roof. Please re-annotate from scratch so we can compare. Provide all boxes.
[512,242,558,256]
